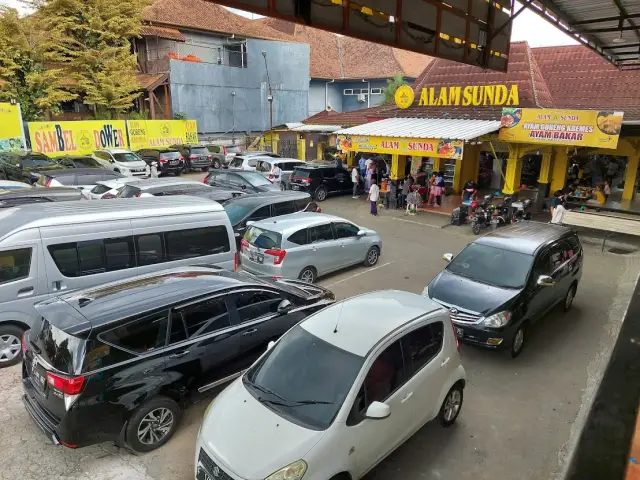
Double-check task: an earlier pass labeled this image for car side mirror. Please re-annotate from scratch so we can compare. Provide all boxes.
[234,232,241,238]
[443,253,454,262]
[537,275,554,287]
[357,230,366,237]
[277,299,293,313]
[365,401,391,420]
[267,340,276,351]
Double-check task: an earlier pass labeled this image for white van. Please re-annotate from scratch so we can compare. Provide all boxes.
[0,196,237,367]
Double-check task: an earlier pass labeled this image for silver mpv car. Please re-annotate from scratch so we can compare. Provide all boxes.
[240,213,382,283]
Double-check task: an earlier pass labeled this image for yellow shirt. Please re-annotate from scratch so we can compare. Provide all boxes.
[595,190,606,204]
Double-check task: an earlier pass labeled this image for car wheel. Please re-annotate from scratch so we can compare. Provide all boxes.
[564,284,577,312]
[201,167,209,172]
[364,246,380,267]
[315,186,328,202]
[298,267,317,284]
[280,182,287,191]
[472,223,481,235]
[0,324,24,367]
[126,396,181,453]
[510,325,526,358]
[213,160,221,169]
[174,169,181,176]
[438,383,463,427]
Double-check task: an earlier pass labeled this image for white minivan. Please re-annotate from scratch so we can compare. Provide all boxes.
[0,196,237,367]
[92,149,149,178]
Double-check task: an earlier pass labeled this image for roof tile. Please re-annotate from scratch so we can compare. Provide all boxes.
[139,25,185,42]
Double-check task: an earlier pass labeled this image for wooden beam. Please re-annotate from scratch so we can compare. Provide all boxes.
[163,83,171,120]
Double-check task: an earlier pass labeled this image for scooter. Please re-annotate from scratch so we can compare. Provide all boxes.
[512,198,533,221]
[492,195,515,227]
[469,194,496,235]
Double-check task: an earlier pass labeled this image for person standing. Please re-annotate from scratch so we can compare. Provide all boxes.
[271,163,282,188]
[351,165,360,198]
[368,175,379,216]
[359,155,366,179]
[604,179,611,201]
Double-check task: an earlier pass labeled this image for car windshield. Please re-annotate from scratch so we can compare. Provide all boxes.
[446,243,534,289]
[23,156,55,167]
[240,172,271,186]
[224,201,261,226]
[292,169,310,178]
[113,152,141,163]
[244,326,364,430]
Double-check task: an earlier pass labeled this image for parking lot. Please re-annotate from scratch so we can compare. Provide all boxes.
[1,191,639,480]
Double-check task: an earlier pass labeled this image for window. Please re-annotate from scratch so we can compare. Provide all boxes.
[72,157,101,168]
[248,158,259,168]
[321,168,336,179]
[343,89,354,95]
[234,291,282,323]
[23,156,55,168]
[226,174,243,187]
[91,184,111,195]
[136,234,165,266]
[334,222,359,239]
[51,174,75,186]
[177,297,230,338]
[532,250,552,278]
[104,237,135,271]
[308,224,334,243]
[78,240,105,274]
[248,205,271,222]
[245,226,281,249]
[294,198,313,211]
[49,243,79,276]
[99,311,169,354]
[371,88,382,95]
[288,229,308,245]
[230,158,244,168]
[273,200,297,216]
[0,248,32,285]
[165,226,230,260]
[565,235,581,255]
[404,322,444,372]
[212,172,227,183]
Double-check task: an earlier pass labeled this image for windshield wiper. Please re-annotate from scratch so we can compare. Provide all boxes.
[248,382,288,402]
[289,399,333,406]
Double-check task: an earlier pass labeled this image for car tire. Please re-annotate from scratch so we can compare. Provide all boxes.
[438,383,463,427]
[510,324,526,358]
[126,396,182,453]
[315,186,328,202]
[563,283,577,312]
[364,246,380,267]
[471,223,481,235]
[0,324,25,367]
[298,267,317,284]
[212,160,221,169]
[174,169,181,176]
[202,167,209,172]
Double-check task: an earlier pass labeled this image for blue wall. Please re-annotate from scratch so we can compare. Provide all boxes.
[308,79,396,115]
[170,39,310,134]
[309,79,343,117]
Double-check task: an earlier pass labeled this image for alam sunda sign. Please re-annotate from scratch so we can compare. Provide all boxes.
[394,84,519,109]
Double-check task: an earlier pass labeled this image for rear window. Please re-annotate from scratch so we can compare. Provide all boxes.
[91,184,111,195]
[292,169,311,179]
[224,201,263,226]
[44,174,75,186]
[23,156,56,168]
[230,158,244,168]
[76,174,105,185]
[159,151,181,160]
[118,185,142,198]
[245,226,282,249]
[227,146,242,154]
[207,146,221,153]
[33,318,86,375]
[190,147,209,155]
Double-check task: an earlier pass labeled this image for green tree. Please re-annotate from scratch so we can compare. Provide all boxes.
[33,0,151,118]
[0,7,74,120]
[381,74,409,104]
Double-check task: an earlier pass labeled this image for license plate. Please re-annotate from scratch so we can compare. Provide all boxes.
[248,250,264,264]
[31,359,47,391]
[291,185,299,190]
[455,327,464,338]
[170,160,178,165]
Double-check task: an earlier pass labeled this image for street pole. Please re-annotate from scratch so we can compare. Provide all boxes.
[262,51,274,153]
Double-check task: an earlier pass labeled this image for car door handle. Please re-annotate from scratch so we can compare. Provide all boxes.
[242,329,258,336]
[168,350,190,359]
[17,287,34,297]
[401,392,414,404]
[213,333,231,342]
[441,357,451,367]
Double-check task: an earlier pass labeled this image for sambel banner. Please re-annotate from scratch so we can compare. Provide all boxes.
[499,108,623,149]
[0,103,26,152]
[337,134,464,160]
[29,120,128,157]
[127,120,198,150]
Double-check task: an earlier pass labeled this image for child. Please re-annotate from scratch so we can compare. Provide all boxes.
[604,180,611,201]
[368,175,379,216]
[406,186,419,216]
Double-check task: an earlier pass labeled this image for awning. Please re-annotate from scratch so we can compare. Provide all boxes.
[336,117,501,140]
[290,124,343,133]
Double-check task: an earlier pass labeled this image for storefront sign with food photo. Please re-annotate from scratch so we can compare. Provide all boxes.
[394,84,519,109]
[499,108,623,149]
[338,135,464,160]
[0,102,27,152]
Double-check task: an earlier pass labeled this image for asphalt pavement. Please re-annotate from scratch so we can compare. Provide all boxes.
[1,190,638,480]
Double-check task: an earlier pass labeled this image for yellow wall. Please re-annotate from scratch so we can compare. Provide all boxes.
[538,150,553,184]
[297,138,305,160]
[390,154,407,180]
[623,153,639,201]
[550,147,568,193]
[453,144,480,193]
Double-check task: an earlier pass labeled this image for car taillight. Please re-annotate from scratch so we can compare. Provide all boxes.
[265,248,286,265]
[302,178,311,184]
[269,174,274,179]
[179,156,184,161]
[190,155,197,159]
[450,319,459,350]
[234,252,239,271]
[207,155,212,159]
[223,146,227,155]
[158,158,167,163]
[22,330,28,354]
[135,193,141,198]
[102,192,116,199]
[317,207,322,213]
[46,372,86,395]
[45,177,52,187]
[240,238,249,251]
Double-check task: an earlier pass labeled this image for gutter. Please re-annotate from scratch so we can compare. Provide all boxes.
[325,79,334,110]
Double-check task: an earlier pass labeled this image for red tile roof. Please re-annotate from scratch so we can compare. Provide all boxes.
[303,106,394,126]
[140,25,185,42]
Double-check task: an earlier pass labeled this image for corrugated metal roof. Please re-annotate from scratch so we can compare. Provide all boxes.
[291,124,343,132]
[336,118,501,140]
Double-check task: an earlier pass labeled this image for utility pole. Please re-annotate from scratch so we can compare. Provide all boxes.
[262,50,274,152]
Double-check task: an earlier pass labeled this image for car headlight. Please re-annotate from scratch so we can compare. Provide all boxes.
[265,460,307,480]
[421,285,429,297]
[481,311,512,328]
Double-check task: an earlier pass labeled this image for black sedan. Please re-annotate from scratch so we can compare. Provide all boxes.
[0,151,63,184]
[204,169,281,193]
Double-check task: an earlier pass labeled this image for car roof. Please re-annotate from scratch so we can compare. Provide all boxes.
[224,191,309,207]
[41,168,110,176]
[38,266,273,333]
[293,164,334,170]
[0,186,81,198]
[475,222,574,255]
[301,290,443,357]
[123,177,204,189]
[261,158,304,164]
[95,177,139,188]
[96,148,132,154]
[249,212,345,233]
[0,151,49,158]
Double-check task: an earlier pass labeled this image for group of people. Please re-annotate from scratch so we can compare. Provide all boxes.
[400,171,448,213]
[350,154,390,217]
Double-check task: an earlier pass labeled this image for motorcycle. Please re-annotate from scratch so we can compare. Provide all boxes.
[512,198,533,221]
[469,194,496,235]
[492,195,515,227]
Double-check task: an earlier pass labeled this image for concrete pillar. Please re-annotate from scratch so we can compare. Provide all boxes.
[297,138,305,160]
[390,154,406,181]
[623,153,639,201]
[454,144,480,193]
[550,147,569,193]
[490,156,502,191]
[503,146,523,195]
[537,150,553,200]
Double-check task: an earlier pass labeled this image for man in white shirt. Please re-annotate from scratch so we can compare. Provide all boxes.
[271,164,282,188]
[368,175,380,216]
[550,201,566,225]
[351,165,359,198]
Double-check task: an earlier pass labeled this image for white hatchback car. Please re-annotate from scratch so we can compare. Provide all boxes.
[196,290,466,480]
[86,177,140,199]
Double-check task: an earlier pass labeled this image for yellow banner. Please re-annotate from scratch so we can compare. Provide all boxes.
[29,120,128,157]
[499,108,623,149]
[337,134,464,160]
[394,84,519,109]
[127,120,198,151]
[0,103,26,151]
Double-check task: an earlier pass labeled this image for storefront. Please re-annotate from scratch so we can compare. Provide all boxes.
[260,123,342,160]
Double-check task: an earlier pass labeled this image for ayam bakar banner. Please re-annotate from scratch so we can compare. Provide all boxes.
[499,108,624,149]
[0,103,27,152]
[127,120,198,151]
[337,134,464,160]
[29,120,128,157]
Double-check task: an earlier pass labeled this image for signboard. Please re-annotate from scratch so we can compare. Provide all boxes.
[0,103,26,152]
[499,108,623,149]
[395,84,519,109]
[29,120,128,157]
[338,134,463,160]
[127,120,198,151]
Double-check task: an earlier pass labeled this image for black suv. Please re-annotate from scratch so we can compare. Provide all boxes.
[136,148,184,176]
[21,266,334,452]
[170,144,212,172]
[425,223,583,358]
[56,156,104,169]
[289,164,353,201]
[0,151,63,184]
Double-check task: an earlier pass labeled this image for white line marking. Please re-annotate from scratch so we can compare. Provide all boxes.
[326,261,395,287]
[392,217,445,229]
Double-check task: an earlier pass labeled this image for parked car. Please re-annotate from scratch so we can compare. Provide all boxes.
[196,290,466,480]
[0,196,236,367]
[0,186,83,207]
[0,180,31,190]
[35,168,124,197]
[242,151,280,158]
[223,145,244,163]
[92,149,150,178]
[0,151,63,184]
[202,145,228,169]
[223,191,320,246]
[86,177,141,199]
[171,144,213,172]
[116,177,245,202]
[205,169,281,193]
[289,164,354,201]
[21,266,335,451]
[56,155,105,169]
[256,158,307,190]
[424,223,583,358]
[240,213,381,283]
[228,155,261,171]
[136,148,184,176]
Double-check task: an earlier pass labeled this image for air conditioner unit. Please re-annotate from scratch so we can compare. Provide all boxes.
[357,94,366,103]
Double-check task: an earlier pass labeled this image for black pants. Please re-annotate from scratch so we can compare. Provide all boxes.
[436,195,442,206]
